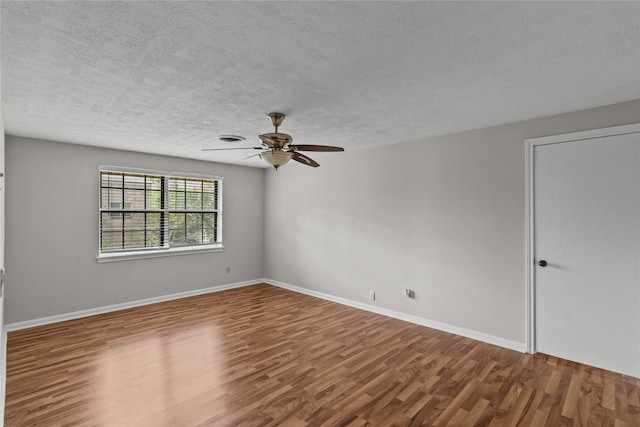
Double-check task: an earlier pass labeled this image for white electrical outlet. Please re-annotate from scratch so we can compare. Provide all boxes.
[404,289,415,298]
[226,267,230,274]
[369,290,375,300]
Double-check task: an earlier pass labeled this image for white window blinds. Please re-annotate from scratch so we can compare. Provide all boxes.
[99,168,222,256]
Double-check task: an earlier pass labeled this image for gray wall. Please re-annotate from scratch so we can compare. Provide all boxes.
[5,138,265,323]
[5,100,639,341]
[264,100,640,344]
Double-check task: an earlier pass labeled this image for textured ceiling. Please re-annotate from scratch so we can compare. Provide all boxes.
[2,1,639,168]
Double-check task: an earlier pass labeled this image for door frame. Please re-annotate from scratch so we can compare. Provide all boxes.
[524,123,640,354]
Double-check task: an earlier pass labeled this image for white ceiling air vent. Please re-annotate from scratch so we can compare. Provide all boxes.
[218,135,245,143]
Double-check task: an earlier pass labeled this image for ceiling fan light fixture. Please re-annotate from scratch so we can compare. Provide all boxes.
[261,150,292,170]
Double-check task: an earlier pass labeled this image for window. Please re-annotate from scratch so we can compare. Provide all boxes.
[98,166,222,261]
[109,202,132,219]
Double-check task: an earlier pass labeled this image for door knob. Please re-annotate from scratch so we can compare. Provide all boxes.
[538,260,547,267]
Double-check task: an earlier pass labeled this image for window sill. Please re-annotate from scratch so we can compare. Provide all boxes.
[96,245,224,263]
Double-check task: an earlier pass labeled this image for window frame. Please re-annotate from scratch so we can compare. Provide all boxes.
[97,165,223,263]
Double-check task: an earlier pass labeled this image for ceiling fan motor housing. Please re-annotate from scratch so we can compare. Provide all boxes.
[259,132,292,149]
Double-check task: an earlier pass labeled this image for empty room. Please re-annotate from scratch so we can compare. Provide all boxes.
[0,1,639,426]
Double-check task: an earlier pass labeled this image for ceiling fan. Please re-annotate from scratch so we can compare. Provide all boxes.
[202,113,344,169]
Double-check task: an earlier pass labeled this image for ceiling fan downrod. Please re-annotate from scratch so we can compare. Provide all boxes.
[268,112,285,133]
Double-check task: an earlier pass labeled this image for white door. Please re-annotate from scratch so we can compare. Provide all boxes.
[0,131,3,333]
[0,99,4,424]
[0,103,4,344]
[532,125,640,377]
[0,129,3,328]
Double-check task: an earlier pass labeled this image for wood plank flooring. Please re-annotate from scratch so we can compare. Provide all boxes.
[5,283,640,426]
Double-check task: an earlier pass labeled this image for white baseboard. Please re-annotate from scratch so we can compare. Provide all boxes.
[265,279,526,353]
[2,277,524,390]
[4,279,262,332]
[0,277,527,427]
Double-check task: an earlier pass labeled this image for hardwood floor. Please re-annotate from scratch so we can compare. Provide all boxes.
[5,284,640,426]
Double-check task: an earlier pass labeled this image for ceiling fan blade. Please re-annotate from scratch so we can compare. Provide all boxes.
[288,144,344,152]
[292,152,320,167]
[202,147,263,151]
